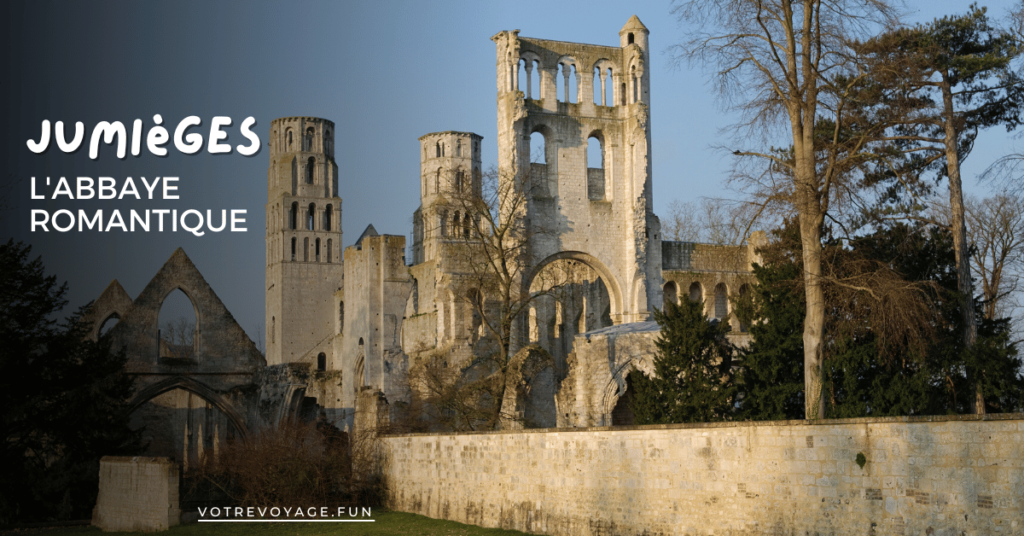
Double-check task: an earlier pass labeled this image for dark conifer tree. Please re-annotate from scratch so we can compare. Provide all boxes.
[629,298,736,424]
[0,240,139,523]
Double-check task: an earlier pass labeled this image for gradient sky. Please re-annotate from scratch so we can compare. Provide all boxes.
[2,0,1021,344]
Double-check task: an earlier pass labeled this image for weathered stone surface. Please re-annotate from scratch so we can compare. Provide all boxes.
[556,321,659,427]
[383,414,1024,536]
[93,456,180,532]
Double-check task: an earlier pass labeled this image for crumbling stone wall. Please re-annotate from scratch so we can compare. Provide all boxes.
[86,249,266,463]
[555,322,659,427]
[383,414,1024,536]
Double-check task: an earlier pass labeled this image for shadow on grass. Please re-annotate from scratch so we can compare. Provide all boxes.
[0,510,531,536]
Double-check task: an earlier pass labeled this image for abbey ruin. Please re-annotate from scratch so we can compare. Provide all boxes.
[84,16,760,462]
[79,17,1024,536]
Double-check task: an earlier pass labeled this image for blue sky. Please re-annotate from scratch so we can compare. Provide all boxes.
[2,0,1020,343]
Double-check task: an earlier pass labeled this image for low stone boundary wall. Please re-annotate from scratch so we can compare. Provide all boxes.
[93,456,180,532]
[382,414,1024,535]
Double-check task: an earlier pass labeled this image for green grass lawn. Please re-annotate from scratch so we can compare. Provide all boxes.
[2,511,531,536]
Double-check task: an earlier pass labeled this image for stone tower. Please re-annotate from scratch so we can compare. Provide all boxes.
[265,117,344,367]
[491,16,662,332]
[411,131,484,265]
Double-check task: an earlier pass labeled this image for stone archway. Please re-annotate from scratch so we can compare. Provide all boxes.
[127,375,250,442]
[127,375,251,468]
[523,251,625,323]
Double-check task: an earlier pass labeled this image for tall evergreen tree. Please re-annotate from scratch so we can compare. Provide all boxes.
[629,298,735,424]
[857,5,1024,412]
[735,222,1024,420]
[733,226,806,421]
[0,240,139,523]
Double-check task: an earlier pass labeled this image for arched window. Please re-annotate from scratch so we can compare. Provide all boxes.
[456,140,462,157]
[587,133,605,200]
[326,239,332,263]
[663,281,678,308]
[714,283,728,321]
[587,135,603,169]
[287,129,293,150]
[436,142,441,158]
[99,313,120,338]
[158,288,198,361]
[530,131,546,164]
[291,237,296,261]
[303,237,309,262]
[324,205,332,231]
[452,212,460,237]
[463,212,471,238]
[324,130,332,155]
[306,157,315,184]
[593,67,602,105]
[689,282,703,303]
[440,210,449,237]
[289,202,297,230]
[317,352,326,371]
[339,301,344,334]
[291,157,297,192]
[315,238,321,262]
[304,127,314,151]
[628,32,634,44]
[435,168,442,193]
[455,170,465,192]
[307,203,315,230]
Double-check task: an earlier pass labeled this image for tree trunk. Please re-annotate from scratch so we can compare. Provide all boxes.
[940,72,983,414]
[800,217,826,419]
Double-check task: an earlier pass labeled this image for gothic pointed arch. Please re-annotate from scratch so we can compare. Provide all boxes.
[126,375,250,442]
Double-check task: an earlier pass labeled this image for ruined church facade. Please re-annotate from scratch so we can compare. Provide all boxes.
[293,16,758,428]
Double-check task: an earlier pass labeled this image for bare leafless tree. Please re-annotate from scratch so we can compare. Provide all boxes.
[408,166,573,430]
[966,195,1024,322]
[662,197,767,245]
[160,316,195,360]
[673,0,899,418]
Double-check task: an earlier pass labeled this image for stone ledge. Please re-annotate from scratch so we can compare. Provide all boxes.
[381,412,1024,438]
